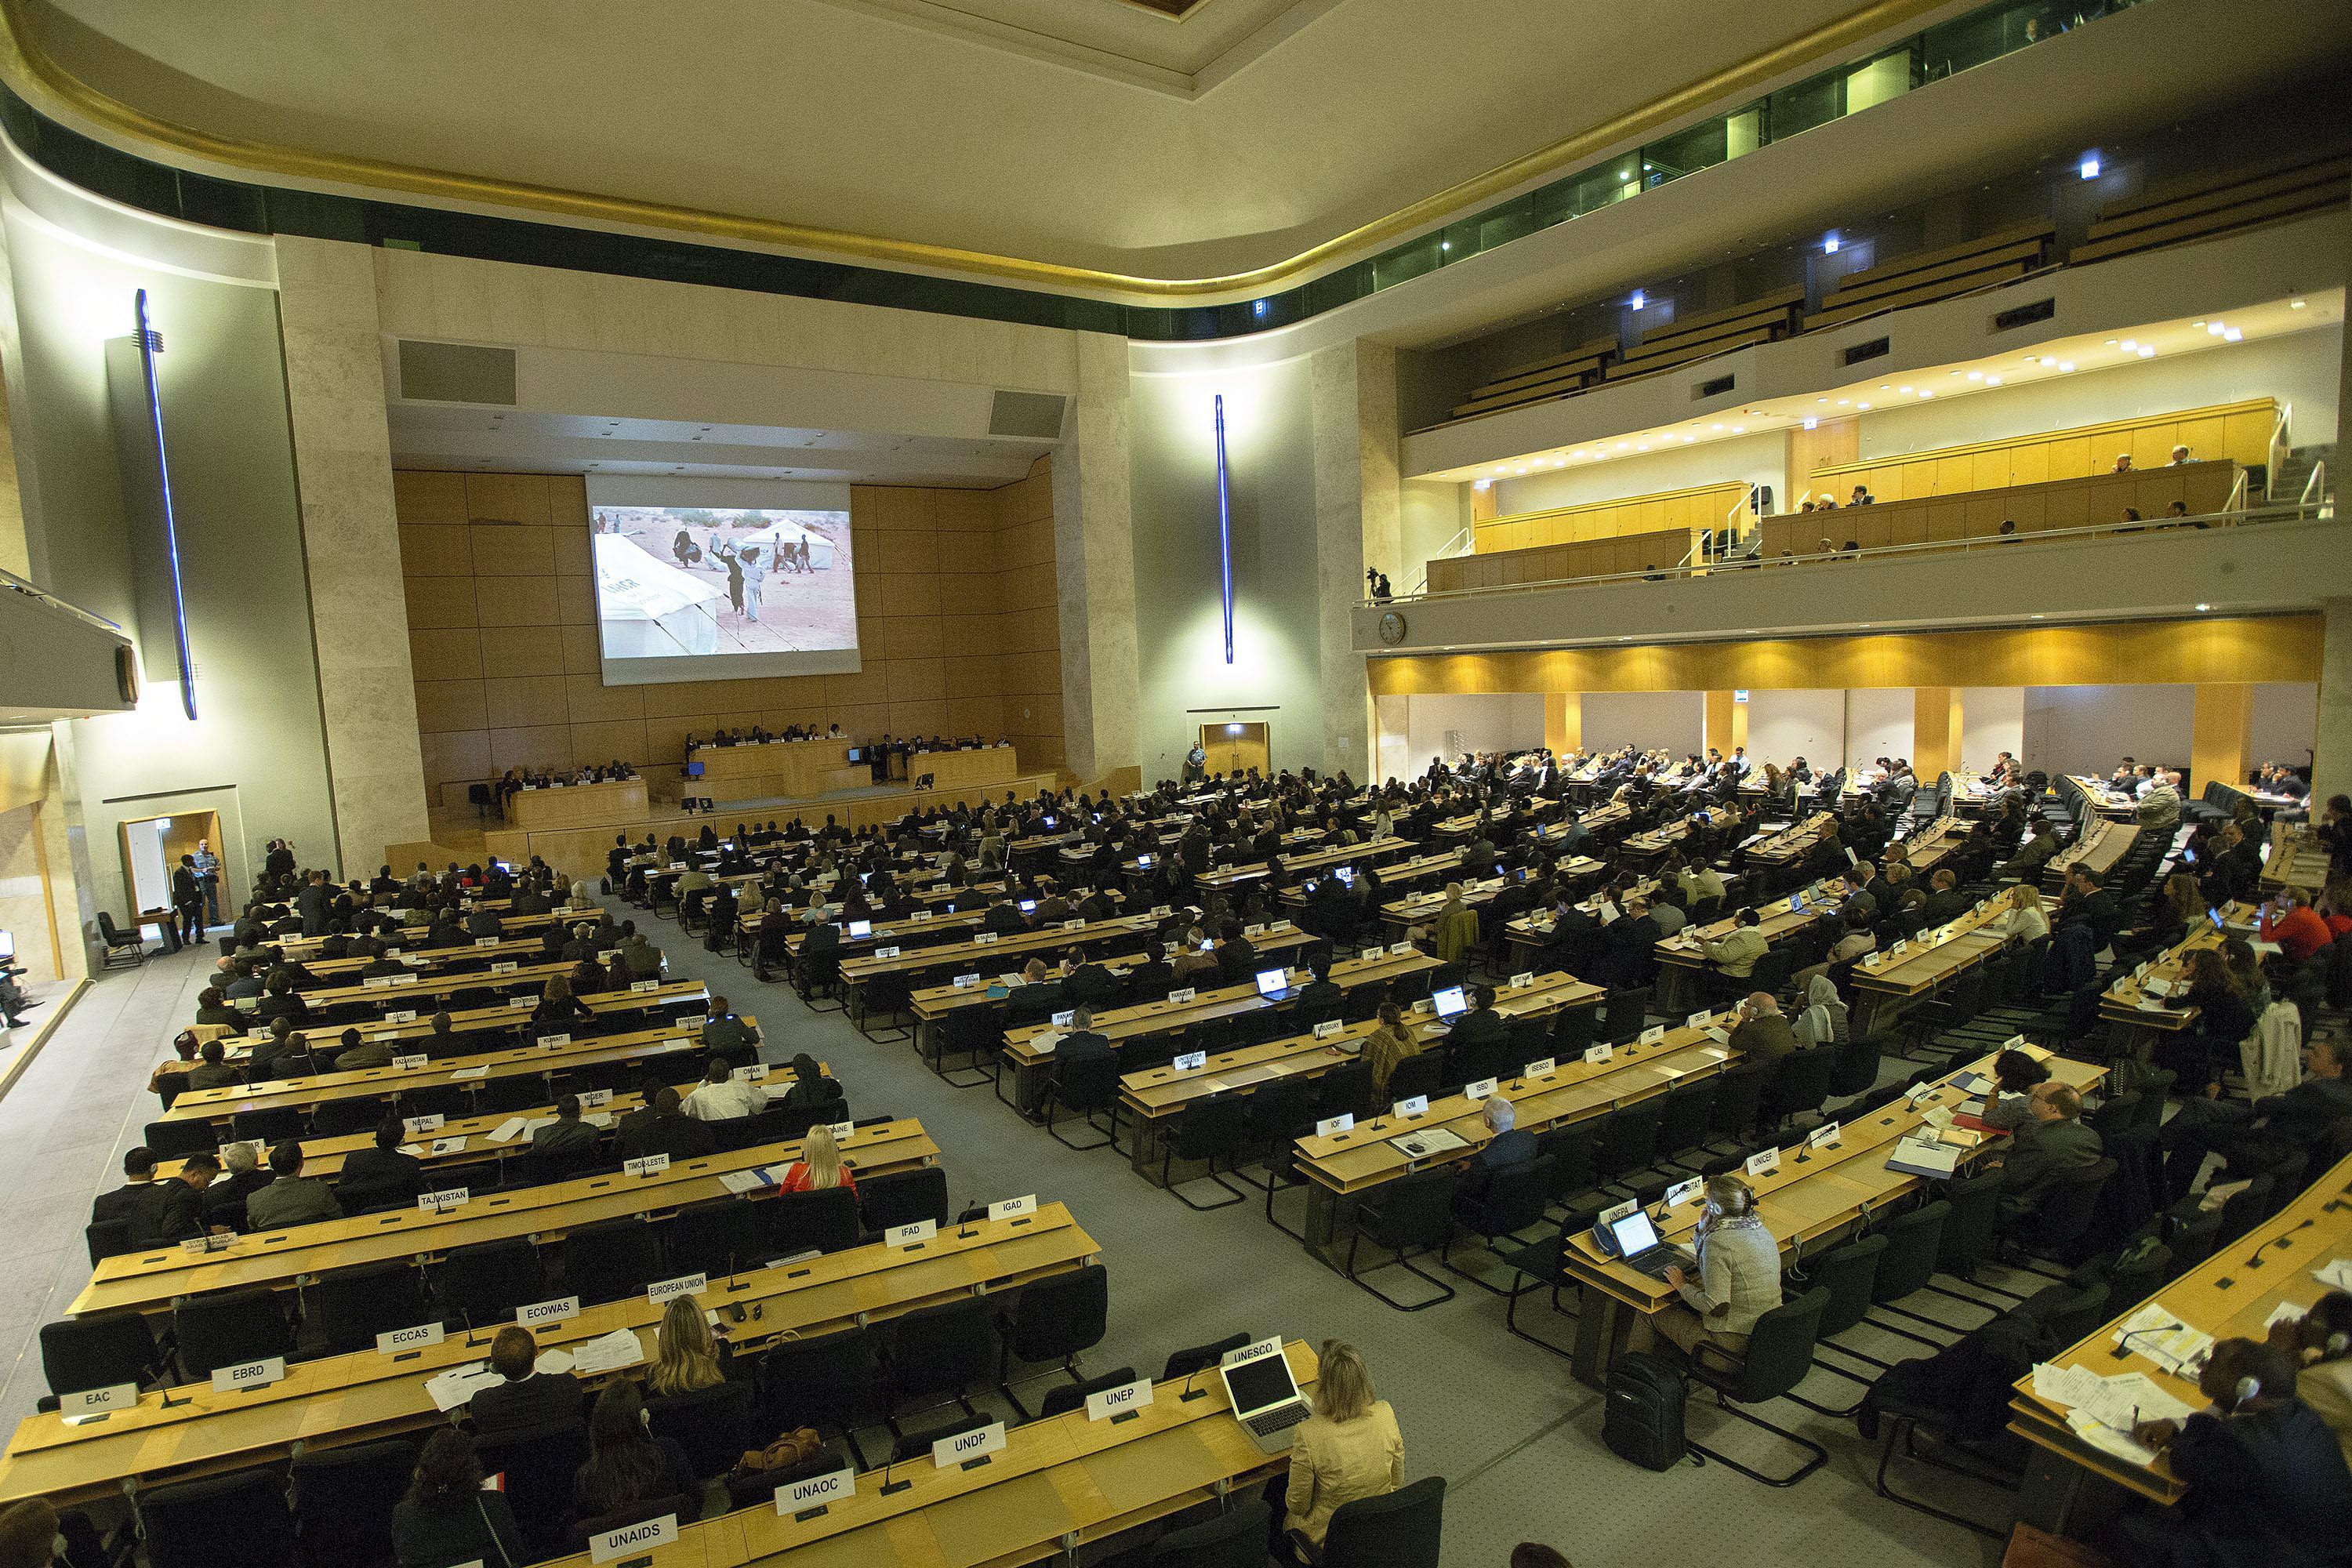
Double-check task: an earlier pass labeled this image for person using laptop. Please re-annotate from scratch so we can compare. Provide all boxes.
[1278,1341,1403,1559]
[1626,1174,1781,1363]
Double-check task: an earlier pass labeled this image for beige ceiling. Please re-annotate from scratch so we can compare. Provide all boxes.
[16,0,1923,284]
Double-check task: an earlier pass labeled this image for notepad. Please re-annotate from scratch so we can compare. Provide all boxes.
[568,1329,645,1375]
[485,1118,528,1145]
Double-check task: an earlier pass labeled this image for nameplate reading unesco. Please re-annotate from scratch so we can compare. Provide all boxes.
[590,1514,677,1565]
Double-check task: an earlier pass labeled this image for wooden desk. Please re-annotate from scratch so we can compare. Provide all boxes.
[1744,812,1836,869]
[1894,816,1970,880]
[2049,817,2140,891]
[6,1203,1090,1509]
[2004,1150,2352,1530]
[1195,836,1412,891]
[1619,811,1709,862]
[688,738,858,797]
[299,934,550,983]
[837,912,1164,994]
[70,1119,938,1319]
[1502,876,1668,963]
[2065,776,2145,822]
[1276,849,1476,909]
[1847,891,2021,1035]
[2098,902,2259,1041]
[171,993,715,1123]
[508,779,649,831]
[2261,825,2328,896]
[1559,1048,2105,1387]
[905,746,1020,791]
[1653,884,1841,1011]
[906,930,1316,1044]
[210,977,704,1061]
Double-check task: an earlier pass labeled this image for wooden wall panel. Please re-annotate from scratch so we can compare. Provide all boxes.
[1816,398,2274,502]
[396,463,1066,805]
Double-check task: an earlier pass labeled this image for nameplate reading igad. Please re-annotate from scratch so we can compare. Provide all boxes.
[518,1295,580,1328]
[988,1194,1036,1221]
[1808,1120,1843,1147]
[212,1356,288,1392]
[934,1420,1007,1467]
[646,1273,706,1305]
[1087,1377,1155,1421]
[625,1154,671,1178]
[590,1514,677,1565]
[376,1322,446,1355]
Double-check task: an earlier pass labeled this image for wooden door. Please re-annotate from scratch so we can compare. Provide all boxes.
[1200,722,1269,778]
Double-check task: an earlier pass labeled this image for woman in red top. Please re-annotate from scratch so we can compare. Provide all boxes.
[2257,887,2335,964]
[777,1123,856,1196]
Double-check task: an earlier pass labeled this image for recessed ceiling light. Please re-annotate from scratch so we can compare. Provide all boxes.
[2195,603,2212,612]
[2137,345,2155,358]
[1918,390,1933,399]
[2291,298,2307,309]
[1857,402,1871,410]
[2119,339,2138,351]
[2223,328,2243,342]
[1966,372,1984,381]
[1802,417,1819,430]
[2058,361,2074,372]
[1731,426,1745,434]
[2030,614,2044,619]
[1984,376,2002,387]
[2206,322,2227,336]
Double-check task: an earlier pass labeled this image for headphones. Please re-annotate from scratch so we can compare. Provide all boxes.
[2233,1374,2263,1406]
[2327,1332,2350,1358]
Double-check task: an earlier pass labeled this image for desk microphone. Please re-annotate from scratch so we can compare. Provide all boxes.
[459,1308,485,1349]
[877,1450,911,1495]
[2246,1217,2315,1269]
[158,1377,190,1410]
[724,1250,750,1294]
[1180,1360,1214,1403]
[2112,1319,2186,1362]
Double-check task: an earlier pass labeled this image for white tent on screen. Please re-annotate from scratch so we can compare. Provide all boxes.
[739,517,839,571]
[593,533,725,656]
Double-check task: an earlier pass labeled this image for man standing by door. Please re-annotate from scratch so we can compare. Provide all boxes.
[171,854,205,945]
[192,838,223,928]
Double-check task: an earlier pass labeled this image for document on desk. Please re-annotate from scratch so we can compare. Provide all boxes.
[425,1364,503,1412]
[2110,1304,2214,1377]
[718,1169,771,1196]
[2314,1258,2352,1291]
[569,1329,645,1375]
[484,1118,528,1145]
[2063,1409,2160,1466]
[1389,1127,1468,1161]
[535,1348,575,1376]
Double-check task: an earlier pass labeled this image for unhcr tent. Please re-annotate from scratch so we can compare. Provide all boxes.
[593,533,725,656]
[739,517,839,571]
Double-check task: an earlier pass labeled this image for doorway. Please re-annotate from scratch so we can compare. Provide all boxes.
[118,810,223,927]
[1200,721,1270,779]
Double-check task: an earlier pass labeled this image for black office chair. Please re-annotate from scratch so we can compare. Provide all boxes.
[1160,1333,1250,1383]
[434,1236,543,1329]
[1704,1061,1770,1147]
[1685,1285,1833,1486]
[647,1379,760,1479]
[308,1260,430,1358]
[757,1325,887,1468]
[1650,1081,1718,1167]
[1593,1103,1663,1192]
[665,1197,769,1279]
[143,1119,220,1160]
[859,1167,950,1235]
[996,1263,1109,1418]
[41,1314,167,1399]
[1316,1475,1446,1567]
[1343,1172,1457,1312]
[95,910,148,968]
[474,1418,590,1556]
[1160,1094,1251,1211]
[1759,1048,1837,1134]
[769,1187,863,1256]
[289,1437,417,1566]
[140,1466,296,1568]
[881,1296,999,1429]
[2009,1157,2117,1270]
[1147,1496,1269,1568]
[560,1217,665,1305]
[174,1286,294,1380]
[1782,1234,1887,1416]
[1384,1053,1443,1109]
[1042,1053,1123,1151]
[1036,1365,1139,1422]
[1442,1156,1553,1293]
[84,1220,136,1265]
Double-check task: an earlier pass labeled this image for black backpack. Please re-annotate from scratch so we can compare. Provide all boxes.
[1602,1352,1690,1470]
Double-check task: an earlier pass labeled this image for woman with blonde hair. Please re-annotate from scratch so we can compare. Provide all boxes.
[648,1295,727,1397]
[1282,1340,1402,1552]
[778,1122,856,1195]
[2006,883,2050,942]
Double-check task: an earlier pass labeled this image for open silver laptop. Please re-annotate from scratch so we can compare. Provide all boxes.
[1218,1340,1312,1452]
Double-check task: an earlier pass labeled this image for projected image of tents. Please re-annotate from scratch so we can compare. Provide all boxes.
[594,533,726,657]
[740,518,837,570]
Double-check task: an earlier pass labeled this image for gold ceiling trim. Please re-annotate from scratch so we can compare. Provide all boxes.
[0,0,1952,305]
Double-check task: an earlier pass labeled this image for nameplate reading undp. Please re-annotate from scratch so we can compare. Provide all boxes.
[934,1421,1007,1468]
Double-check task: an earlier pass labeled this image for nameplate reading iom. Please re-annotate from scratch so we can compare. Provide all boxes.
[590,1514,677,1565]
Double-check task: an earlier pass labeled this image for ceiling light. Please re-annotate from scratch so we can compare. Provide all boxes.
[2079,152,2101,179]
[1439,241,1450,251]
[1635,445,1650,452]
[2038,357,2056,367]
[2119,339,2137,351]
[1802,417,1819,430]
[2291,299,2307,309]
[1984,376,2002,387]
[1730,426,1745,434]
[1682,435,1697,443]
[1966,371,1984,381]
[2194,602,2212,612]
[1838,398,1851,405]
[1823,232,1842,255]
[1711,422,1724,430]
[1918,390,1933,399]
[2206,321,2226,336]
[2223,327,2243,342]
[2058,361,2074,372]
[1472,478,1490,490]
[1857,402,1871,409]
[2030,614,2044,619]
[2137,345,2155,358]
[1899,386,1912,393]
[1630,290,1646,310]
[1617,442,1630,450]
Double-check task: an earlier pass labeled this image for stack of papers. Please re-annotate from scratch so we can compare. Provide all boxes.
[424,1364,503,1412]
[718,1169,774,1196]
[569,1329,645,1375]
[2033,1360,2198,1463]
[484,1118,528,1145]
[2110,1304,2215,1376]
[2315,1258,2352,1291]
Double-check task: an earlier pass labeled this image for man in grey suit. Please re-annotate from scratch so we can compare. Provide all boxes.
[245,1140,345,1232]
[1995,1082,2103,1225]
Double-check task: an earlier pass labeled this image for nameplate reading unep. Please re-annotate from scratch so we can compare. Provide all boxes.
[1087,1378,1154,1421]
[590,1515,677,1564]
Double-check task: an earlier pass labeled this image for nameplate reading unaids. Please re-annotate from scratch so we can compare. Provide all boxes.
[641,1273,706,1308]
[933,1420,1007,1466]
[1087,1377,1154,1421]
[517,1295,579,1328]
[590,1514,677,1564]
[779,1466,855,1514]
[212,1356,288,1392]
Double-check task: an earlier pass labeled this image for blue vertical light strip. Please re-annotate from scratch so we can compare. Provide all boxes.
[1214,394,1234,665]
[133,289,197,719]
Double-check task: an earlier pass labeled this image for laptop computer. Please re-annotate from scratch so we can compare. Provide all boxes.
[846,920,871,939]
[1604,1208,1697,1283]
[1218,1341,1313,1452]
[1431,985,1468,1022]
[1255,968,1291,1000]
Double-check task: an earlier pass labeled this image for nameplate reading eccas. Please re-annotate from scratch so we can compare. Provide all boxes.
[935,1421,1007,1467]
[646,1273,706,1305]
[212,1356,288,1392]
[376,1322,446,1355]
[590,1514,677,1564]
